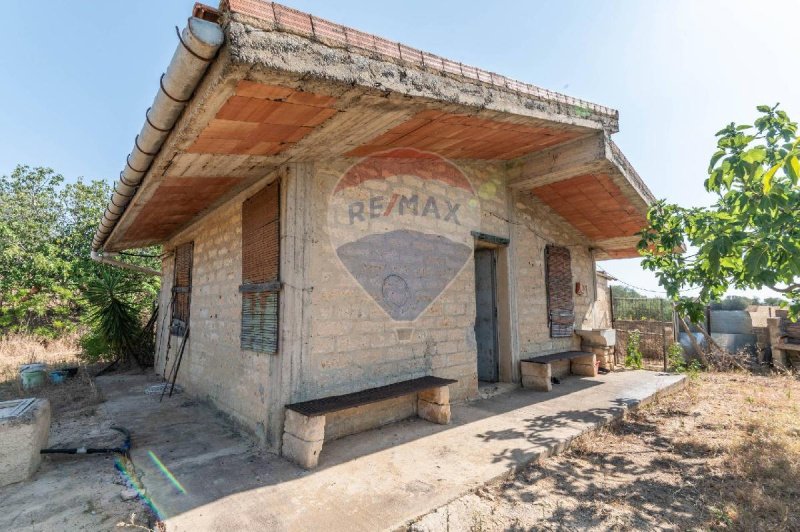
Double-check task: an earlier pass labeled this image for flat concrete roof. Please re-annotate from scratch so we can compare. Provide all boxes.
[99,1,654,259]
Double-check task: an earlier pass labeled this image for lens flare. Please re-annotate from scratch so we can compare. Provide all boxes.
[114,457,164,520]
[148,451,187,494]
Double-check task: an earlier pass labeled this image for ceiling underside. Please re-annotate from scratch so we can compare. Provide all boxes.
[531,173,647,250]
[111,79,647,257]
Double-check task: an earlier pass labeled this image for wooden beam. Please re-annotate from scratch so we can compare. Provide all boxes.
[508,132,608,190]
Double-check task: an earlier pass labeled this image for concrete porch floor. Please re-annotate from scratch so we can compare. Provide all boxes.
[97,370,685,531]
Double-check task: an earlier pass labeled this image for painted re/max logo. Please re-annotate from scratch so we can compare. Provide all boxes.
[347,194,461,225]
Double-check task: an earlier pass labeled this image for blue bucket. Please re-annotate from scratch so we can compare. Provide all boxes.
[49,370,68,384]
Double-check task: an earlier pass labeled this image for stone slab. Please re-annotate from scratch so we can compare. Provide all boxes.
[0,398,50,487]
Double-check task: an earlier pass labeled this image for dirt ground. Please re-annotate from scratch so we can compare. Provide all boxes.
[411,371,800,531]
[0,336,156,531]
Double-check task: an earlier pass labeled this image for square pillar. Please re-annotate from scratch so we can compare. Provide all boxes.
[521,361,551,391]
[282,409,325,469]
[417,386,451,425]
[570,353,598,377]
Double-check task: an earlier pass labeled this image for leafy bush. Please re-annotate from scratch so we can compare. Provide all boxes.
[667,341,702,378]
[0,165,159,339]
[624,329,644,369]
[668,342,686,372]
[81,269,149,365]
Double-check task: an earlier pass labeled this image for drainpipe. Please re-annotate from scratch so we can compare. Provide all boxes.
[91,250,161,277]
[91,13,224,254]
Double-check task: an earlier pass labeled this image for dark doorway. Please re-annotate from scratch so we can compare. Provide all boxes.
[474,248,499,382]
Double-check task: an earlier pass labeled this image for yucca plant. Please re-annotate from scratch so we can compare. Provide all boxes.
[81,269,143,365]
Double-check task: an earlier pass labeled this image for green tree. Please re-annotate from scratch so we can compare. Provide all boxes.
[0,165,159,343]
[709,295,759,311]
[639,105,800,329]
[0,166,72,334]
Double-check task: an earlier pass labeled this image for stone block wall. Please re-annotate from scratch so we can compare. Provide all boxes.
[157,181,274,442]
[301,159,503,406]
[512,191,595,358]
[153,156,599,447]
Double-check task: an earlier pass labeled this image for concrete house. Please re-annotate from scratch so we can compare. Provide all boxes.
[92,1,654,467]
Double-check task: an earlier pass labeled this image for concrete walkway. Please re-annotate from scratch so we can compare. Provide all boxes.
[97,370,685,531]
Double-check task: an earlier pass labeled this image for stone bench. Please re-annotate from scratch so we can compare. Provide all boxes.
[520,351,597,392]
[282,376,457,469]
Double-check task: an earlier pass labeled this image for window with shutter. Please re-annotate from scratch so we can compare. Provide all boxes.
[545,245,574,338]
[171,242,193,337]
[240,180,280,353]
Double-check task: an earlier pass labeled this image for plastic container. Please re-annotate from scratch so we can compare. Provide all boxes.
[49,370,67,384]
[19,363,45,374]
[20,368,46,390]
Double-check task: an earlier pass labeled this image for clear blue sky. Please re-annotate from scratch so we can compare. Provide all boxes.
[1,0,797,298]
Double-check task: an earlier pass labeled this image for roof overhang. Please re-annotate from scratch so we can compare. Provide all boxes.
[508,133,654,259]
[99,1,653,259]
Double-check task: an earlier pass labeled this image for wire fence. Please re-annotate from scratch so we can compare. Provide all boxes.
[611,296,673,322]
[611,293,675,370]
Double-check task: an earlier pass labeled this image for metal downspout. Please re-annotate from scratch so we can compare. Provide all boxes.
[91,15,224,254]
[90,250,161,277]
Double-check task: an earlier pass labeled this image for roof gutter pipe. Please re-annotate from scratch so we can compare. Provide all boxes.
[91,15,224,253]
[90,250,162,277]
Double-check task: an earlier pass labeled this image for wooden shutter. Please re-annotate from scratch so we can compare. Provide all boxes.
[240,180,280,353]
[171,242,193,336]
[545,245,574,338]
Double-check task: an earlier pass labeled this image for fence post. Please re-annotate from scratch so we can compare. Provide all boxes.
[609,286,615,325]
[663,325,673,372]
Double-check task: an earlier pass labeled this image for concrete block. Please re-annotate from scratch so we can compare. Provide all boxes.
[282,432,324,469]
[0,398,50,487]
[570,354,597,377]
[521,361,551,391]
[520,360,549,378]
[551,359,571,379]
[418,385,449,405]
[417,398,451,424]
[284,409,326,442]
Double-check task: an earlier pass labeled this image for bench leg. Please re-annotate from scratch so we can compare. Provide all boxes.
[282,409,326,469]
[571,353,598,377]
[773,347,787,370]
[521,361,552,391]
[417,386,451,424]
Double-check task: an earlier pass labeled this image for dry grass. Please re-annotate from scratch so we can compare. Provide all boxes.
[413,371,800,531]
[0,332,101,415]
[0,332,81,374]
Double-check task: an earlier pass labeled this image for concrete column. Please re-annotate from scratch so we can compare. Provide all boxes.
[767,317,787,369]
[271,163,315,451]
[504,189,522,384]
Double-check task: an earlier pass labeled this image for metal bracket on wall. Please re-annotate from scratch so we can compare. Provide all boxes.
[239,281,283,293]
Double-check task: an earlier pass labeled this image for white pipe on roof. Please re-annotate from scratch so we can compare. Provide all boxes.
[91,16,224,253]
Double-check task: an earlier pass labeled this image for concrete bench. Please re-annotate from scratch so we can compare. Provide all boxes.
[520,351,597,392]
[282,376,457,468]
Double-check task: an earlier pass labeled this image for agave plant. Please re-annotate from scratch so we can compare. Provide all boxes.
[82,269,143,363]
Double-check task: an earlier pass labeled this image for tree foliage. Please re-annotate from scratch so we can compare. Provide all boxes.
[639,106,800,323]
[0,165,159,340]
